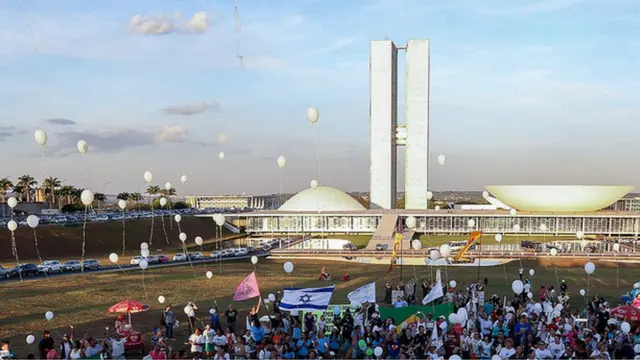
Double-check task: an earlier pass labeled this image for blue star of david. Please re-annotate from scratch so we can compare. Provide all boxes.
[299,293,312,303]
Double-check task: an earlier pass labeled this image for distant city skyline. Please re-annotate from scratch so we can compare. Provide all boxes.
[0,0,638,195]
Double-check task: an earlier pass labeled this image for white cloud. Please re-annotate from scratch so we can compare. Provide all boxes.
[128,12,210,36]
[156,125,188,143]
[163,102,219,115]
[185,12,210,34]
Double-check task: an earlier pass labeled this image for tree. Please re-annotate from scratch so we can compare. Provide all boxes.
[116,192,130,201]
[58,185,78,206]
[42,177,62,208]
[94,192,106,208]
[146,186,161,196]
[0,177,13,203]
[16,175,37,202]
[160,188,177,197]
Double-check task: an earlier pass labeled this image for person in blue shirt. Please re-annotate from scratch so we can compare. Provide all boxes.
[250,320,265,343]
[291,323,303,341]
[329,328,341,352]
[387,333,401,359]
[513,315,531,346]
[296,333,311,358]
[209,307,221,331]
[282,343,295,359]
[315,331,329,355]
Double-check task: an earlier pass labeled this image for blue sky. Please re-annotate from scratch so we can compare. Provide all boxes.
[0,0,638,195]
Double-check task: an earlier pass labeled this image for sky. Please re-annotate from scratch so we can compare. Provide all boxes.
[0,0,638,195]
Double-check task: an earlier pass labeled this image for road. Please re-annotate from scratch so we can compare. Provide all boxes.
[1,253,269,283]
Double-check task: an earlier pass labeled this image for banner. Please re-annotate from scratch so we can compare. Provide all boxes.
[233,272,260,301]
[388,233,403,273]
[348,282,376,305]
[422,280,444,305]
[280,286,335,312]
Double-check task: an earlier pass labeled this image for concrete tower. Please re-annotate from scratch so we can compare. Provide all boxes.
[369,39,430,210]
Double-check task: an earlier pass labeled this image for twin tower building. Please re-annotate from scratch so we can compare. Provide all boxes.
[369,39,431,210]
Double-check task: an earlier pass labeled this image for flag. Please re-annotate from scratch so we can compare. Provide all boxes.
[388,233,403,273]
[279,285,335,312]
[422,280,444,305]
[348,282,376,305]
[233,272,260,301]
[397,313,419,334]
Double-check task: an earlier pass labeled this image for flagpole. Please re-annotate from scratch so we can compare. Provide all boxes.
[400,229,404,281]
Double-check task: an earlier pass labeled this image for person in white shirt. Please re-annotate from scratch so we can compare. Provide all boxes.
[84,339,103,358]
[212,329,228,350]
[189,328,205,355]
[534,342,553,359]
[109,334,126,360]
[498,338,516,360]
[547,335,565,359]
[213,346,230,360]
[204,324,216,357]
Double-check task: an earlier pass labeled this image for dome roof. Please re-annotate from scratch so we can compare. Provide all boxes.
[279,186,366,212]
[485,185,633,213]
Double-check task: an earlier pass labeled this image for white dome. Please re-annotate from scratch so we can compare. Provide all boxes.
[279,186,365,212]
[485,185,633,213]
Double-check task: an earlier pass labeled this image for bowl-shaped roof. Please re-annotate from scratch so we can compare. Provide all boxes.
[279,186,366,212]
[484,185,634,213]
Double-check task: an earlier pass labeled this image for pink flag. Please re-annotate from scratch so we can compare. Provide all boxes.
[233,272,260,301]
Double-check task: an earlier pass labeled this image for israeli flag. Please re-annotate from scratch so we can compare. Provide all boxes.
[280,285,336,312]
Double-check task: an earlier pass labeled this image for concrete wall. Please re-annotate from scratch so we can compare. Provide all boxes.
[369,40,398,210]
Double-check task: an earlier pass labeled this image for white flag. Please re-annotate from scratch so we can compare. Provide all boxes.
[280,286,335,312]
[422,280,444,305]
[348,282,376,305]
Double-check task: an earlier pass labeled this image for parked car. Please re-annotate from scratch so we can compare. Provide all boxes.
[11,263,39,277]
[0,264,12,278]
[38,260,63,273]
[343,243,358,251]
[130,256,144,265]
[210,251,222,258]
[188,252,204,261]
[157,255,170,263]
[376,244,389,251]
[82,259,101,270]
[521,241,542,252]
[63,260,82,272]
[173,253,187,262]
[147,255,159,264]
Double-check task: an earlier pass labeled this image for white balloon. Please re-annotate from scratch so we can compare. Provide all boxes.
[584,261,595,275]
[195,236,203,246]
[284,261,294,273]
[491,356,501,360]
[180,175,188,184]
[7,197,17,209]
[144,171,154,184]
[219,151,225,160]
[426,191,433,200]
[158,295,166,304]
[579,289,586,296]
[509,208,517,216]
[529,269,535,276]
[482,191,489,199]
[45,311,54,321]
[277,156,287,169]
[437,154,445,167]
[495,234,503,242]
[512,280,524,294]
[448,313,459,324]
[374,346,383,357]
[527,291,533,298]
[539,223,548,232]
[467,219,475,228]
[179,232,187,242]
[139,259,148,270]
[405,216,416,229]
[310,180,319,189]
[141,248,150,257]
[449,356,461,360]
[613,243,621,252]
[449,280,457,288]
[550,248,558,256]
[26,334,35,344]
[140,242,149,249]
[34,129,47,146]
[26,215,39,229]
[264,298,271,304]
[76,140,88,154]
[412,239,422,250]
[174,214,182,223]
[159,197,167,207]
[183,305,192,315]
[306,107,319,124]
[109,253,119,263]
[622,321,631,334]
[456,307,468,321]
[214,214,226,227]
[434,205,440,211]
[81,189,94,206]
[118,199,127,210]
[217,133,228,144]
[7,220,17,232]
[268,293,276,302]
[512,224,520,232]
[209,308,216,315]
[439,244,452,257]
[251,256,258,265]
[206,271,213,279]
[576,231,584,239]
[430,249,440,261]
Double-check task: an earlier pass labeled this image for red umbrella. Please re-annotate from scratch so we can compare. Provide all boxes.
[610,305,640,321]
[108,299,149,314]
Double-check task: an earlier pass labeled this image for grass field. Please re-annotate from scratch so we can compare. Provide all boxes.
[2,258,638,356]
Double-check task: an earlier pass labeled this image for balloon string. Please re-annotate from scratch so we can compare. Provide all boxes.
[18,0,40,54]
[149,201,155,245]
[81,206,87,271]
[312,123,322,184]
[33,229,49,281]
[141,270,148,299]
[177,222,196,277]
[121,209,126,256]
[116,263,128,275]
[233,0,244,68]
[160,211,169,245]
[11,231,22,282]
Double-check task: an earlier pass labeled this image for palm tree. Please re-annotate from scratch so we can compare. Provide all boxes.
[94,193,106,208]
[160,188,177,197]
[16,175,37,202]
[146,185,161,196]
[58,185,77,205]
[42,177,62,208]
[116,192,130,201]
[0,177,13,203]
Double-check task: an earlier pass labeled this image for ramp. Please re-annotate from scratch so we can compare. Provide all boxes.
[223,222,241,234]
[367,214,400,250]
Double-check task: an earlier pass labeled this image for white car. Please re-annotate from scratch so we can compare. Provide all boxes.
[173,253,187,261]
[130,256,144,265]
[210,251,222,258]
[38,260,63,273]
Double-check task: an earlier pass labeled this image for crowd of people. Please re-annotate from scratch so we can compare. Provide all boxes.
[2,270,639,359]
